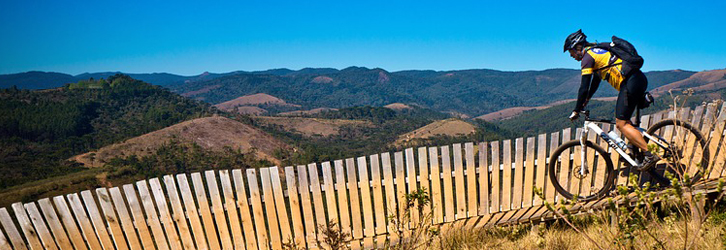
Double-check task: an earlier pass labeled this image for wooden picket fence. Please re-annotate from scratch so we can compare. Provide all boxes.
[1,102,725,250]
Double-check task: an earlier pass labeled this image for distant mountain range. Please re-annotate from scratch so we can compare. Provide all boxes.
[0,67,707,116]
[0,68,340,89]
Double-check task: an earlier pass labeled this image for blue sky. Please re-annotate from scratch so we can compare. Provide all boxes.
[1,0,724,76]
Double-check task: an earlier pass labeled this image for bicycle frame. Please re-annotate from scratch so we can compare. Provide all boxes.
[578,117,672,177]
[580,120,638,173]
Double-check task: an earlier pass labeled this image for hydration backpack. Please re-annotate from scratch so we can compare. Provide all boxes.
[593,36,644,77]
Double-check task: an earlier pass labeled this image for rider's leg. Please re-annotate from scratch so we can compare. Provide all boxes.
[616,119,648,151]
[615,71,649,151]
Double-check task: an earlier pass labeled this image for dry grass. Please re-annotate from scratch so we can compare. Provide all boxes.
[432,214,726,250]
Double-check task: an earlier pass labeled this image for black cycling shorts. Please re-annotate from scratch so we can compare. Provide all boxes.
[616,70,648,120]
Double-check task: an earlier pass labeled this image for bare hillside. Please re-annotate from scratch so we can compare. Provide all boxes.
[395,118,476,145]
[72,116,291,167]
[651,69,726,96]
[214,93,301,111]
[476,96,617,121]
[384,103,413,110]
[255,116,374,137]
[278,107,337,116]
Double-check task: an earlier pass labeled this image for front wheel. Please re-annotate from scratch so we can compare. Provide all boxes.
[548,140,615,202]
[646,119,709,184]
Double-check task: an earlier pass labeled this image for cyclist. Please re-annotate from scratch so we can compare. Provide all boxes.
[563,29,659,170]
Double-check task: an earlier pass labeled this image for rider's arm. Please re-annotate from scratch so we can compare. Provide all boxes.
[573,52,599,112]
[573,74,601,112]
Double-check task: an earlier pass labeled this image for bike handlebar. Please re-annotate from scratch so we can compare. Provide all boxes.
[577,110,614,124]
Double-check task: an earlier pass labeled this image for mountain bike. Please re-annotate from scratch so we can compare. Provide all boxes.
[548,109,709,202]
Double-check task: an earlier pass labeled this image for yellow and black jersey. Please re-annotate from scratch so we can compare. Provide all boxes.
[581,47,625,90]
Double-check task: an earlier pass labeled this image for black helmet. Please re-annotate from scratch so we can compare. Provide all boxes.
[563,29,587,52]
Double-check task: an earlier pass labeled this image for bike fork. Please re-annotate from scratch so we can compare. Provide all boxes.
[579,126,589,176]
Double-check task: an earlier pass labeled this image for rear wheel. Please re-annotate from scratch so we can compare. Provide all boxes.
[645,119,709,184]
[548,140,615,202]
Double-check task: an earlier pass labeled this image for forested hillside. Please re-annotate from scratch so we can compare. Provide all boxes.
[0,74,217,189]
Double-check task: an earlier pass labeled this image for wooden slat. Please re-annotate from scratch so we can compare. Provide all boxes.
[614,125,629,187]
[707,104,726,178]
[295,165,317,248]
[533,134,548,206]
[489,142,501,213]
[269,167,293,247]
[523,137,537,207]
[501,140,513,211]
[558,129,572,203]
[512,138,525,209]
[36,198,73,249]
[439,146,455,223]
[66,193,105,250]
[0,214,12,250]
[175,175,211,250]
[686,106,708,177]
[24,202,58,250]
[1,208,28,250]
[161,176,197,250]
[593,124,612,194]
[136,180,171,250]
[0,219,9,250]
[429,147,444,223]
[404,148,420,224]
[321,162,339,226]
[381,153,398,230]
[394,152,408,222]
[191,173,221,249]
[478,142,490,216]
[203,171,233,250]
[465,142,478,216]
[107,188,142,249]
[285,166,307,248]
[545,132,559,203]
[308,163,329,241]
[51,196,86,250]
[149,178,183,250]
[418,147,432,220]
[346,158,364,241]
[568,135,583,201]
[122,184,156,250]
[246,169,270,250]
[677,105,708,177]
[80,190,116,250]
[334,160,352,239]
[12,203,43,250]
[219,170,245,249]
[452,143,466,219]
[259,168,282,249]
[232,169,259,250]
[95,188,131,250]
[369,155,387,235]
[356,157,375,248]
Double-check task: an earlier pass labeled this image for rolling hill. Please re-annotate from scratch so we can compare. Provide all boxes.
[72,116,291,167]
[395,118,477,145]
[254,116,374,137]
[0,74,217,190]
